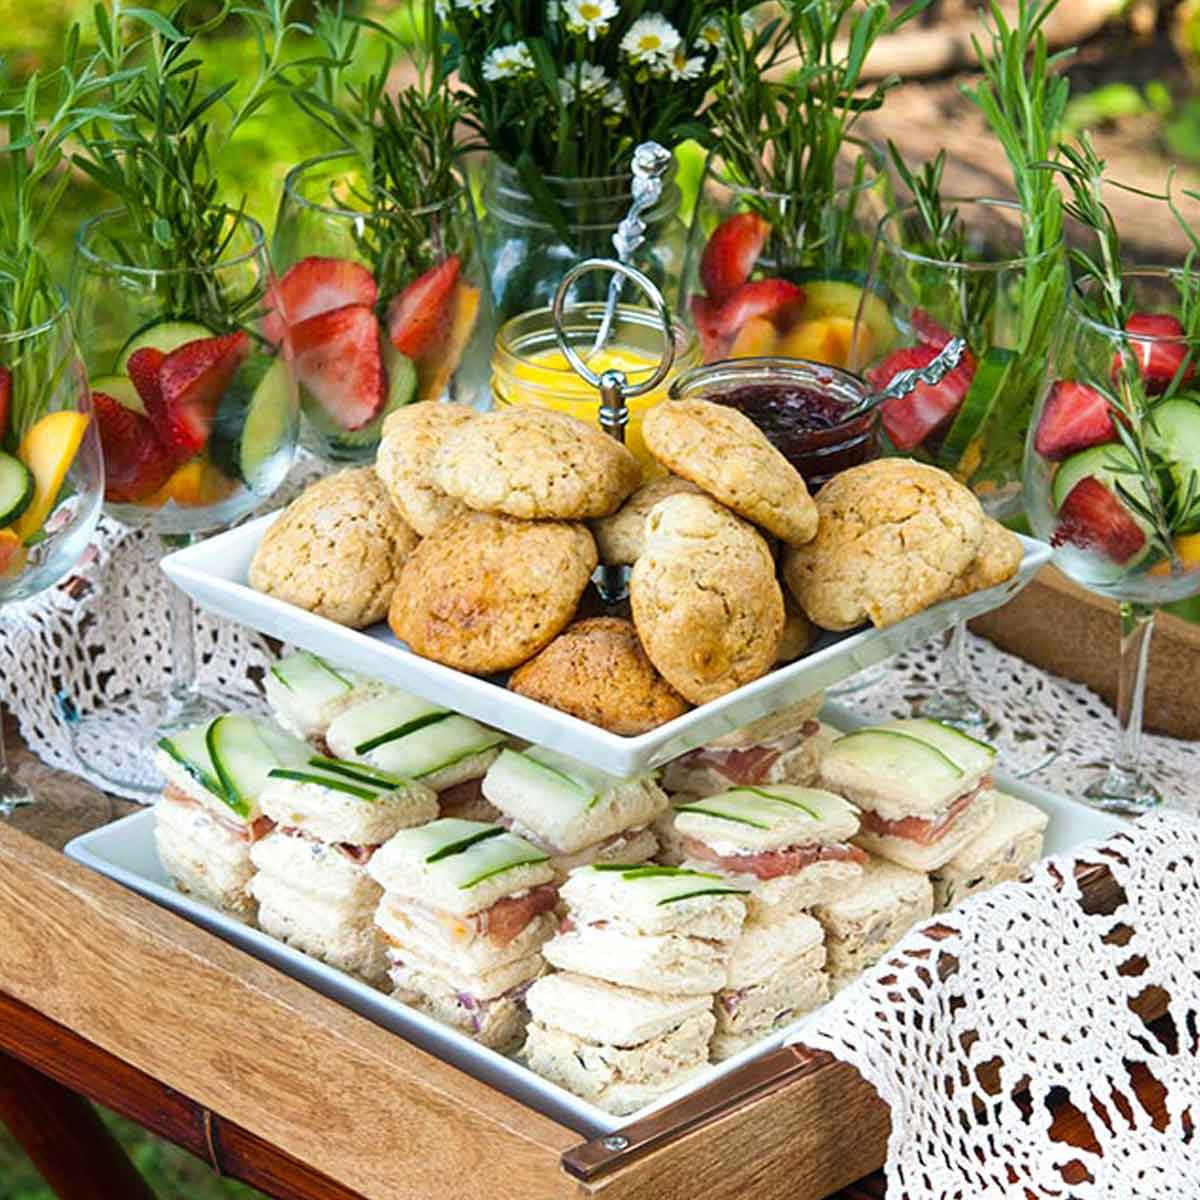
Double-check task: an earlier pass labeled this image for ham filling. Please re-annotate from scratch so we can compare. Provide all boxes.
[163,784,275,843]
[676,721,821,786]
[383,883,559,950]
[682,837,867,881]
[278,825,379,865]
[857,779,988,846]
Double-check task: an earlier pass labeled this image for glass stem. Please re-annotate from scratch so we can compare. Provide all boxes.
[0,643,32,816]
[938,620,972,698]
[1111,602,1156,782]
[161,534,199,707]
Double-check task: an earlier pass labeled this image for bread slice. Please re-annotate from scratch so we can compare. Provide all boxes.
[724,912,824,988]
[250,830,381,906]
[549,827,658,879]
[704,696,825,749]
[155,749,257,827]
[930,792,1049,912]
[543,926,731,996]
[258,776,437,848]
[661,737,823,799]
[854,789,997,872]
[522,1012,714,1114]
[678,854,864,921]
[154,794,257,920]
[674,787,859,853]
[420,747,503,793]
[389,981,531,1052]
[387,949,545,1002]
[558,863,748,940]
[525,973,713,1047]
[715,944,828,1037]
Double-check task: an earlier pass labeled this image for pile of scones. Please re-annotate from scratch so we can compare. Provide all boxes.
[249,397,1023,733]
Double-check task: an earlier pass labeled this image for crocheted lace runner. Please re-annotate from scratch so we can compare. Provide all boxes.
[801,810,1200,1197]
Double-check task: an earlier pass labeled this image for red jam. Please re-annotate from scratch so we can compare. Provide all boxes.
[710,383,878,489]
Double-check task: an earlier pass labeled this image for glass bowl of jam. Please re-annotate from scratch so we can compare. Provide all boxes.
[669,356,878,490]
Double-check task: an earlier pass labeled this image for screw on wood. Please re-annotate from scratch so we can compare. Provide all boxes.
[601,1135,629,1152]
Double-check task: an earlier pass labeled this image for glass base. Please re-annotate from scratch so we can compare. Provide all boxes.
[69,685,266,796]
[1080,763,1164,816]
[0,776,33,819]
[915,687,996,735]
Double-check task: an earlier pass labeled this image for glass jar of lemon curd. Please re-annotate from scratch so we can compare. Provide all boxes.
[491,303,700,475]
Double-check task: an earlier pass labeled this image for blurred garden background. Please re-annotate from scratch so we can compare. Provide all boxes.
[3,0,1200,1195]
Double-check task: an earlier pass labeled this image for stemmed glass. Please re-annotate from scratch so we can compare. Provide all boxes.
[66,210,297,796]
[0,303,104,814]
[1025,269,1200,813]
[856,198,1066,755]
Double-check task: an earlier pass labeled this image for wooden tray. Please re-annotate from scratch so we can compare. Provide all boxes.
[0,820,1159,1200]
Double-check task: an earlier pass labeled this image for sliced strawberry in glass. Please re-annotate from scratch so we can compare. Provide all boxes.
[387,256,460,360]
[126,346,166,412]
[262,256,379,348]
[93,390,175,503]
[868,343,977,452]
[150,331,250,461]
[1116,312,1194,394]
[1051,474,1146,563]
[911,308,953,349]
[690,294,727,361]
[292,302,385,432]
[715,279,805,339]
[1033,379,1117,461]
[700,212,771,305]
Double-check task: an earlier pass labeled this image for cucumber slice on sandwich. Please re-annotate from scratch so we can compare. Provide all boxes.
[328,691,448,755]
[676,790,817,830]
[206,714,311,817]
[306,754,404,790]
[366,715,505,779]
[392,818,504,864]
[267,767,383,801]
[269,650,353,706]
[158,723,223,799]
[441,831,550,889]
[827,729,964,783]
[884,718,996,772]
[590,864,750,905]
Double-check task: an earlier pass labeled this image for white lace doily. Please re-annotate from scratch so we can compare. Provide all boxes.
[802,810,1200,1198]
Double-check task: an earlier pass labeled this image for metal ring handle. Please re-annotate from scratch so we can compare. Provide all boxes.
[551,258,676,399]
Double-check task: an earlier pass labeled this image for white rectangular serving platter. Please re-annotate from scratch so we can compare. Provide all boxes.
[162,514,1052,777]
[64,703,1124,1140]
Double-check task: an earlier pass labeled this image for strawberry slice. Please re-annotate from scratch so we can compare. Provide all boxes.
[700,213,771,305]
[292,303,385,432]
[867,343,977,452]
[1118,312,1195,394]
[0,365,10,442]
[715,279,805,338]
[387,256,460,360]
[690,294,727,361]
[1033,379,1117,461]
[150,332,250,461]
[93,390,175,503]
[1052,475,1146,563]
[262,256,378,348]
[126,347,166,412]
[911,309,953,349]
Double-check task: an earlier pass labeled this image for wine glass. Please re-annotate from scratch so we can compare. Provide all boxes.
[1025,269,1200,813]
[271,151,493,464]
[0,301,104,815]
[856,198,1066,754]
[66,209,298,796]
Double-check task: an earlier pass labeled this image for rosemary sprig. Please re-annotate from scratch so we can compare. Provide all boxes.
[291,0,467,302]
[72,0,307,334]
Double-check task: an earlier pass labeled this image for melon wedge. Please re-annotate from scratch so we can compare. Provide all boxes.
[14,411,91,541]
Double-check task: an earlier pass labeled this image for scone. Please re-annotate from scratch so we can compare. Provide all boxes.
[248,468,418,628]
[374,401,475,535]
[945,517,1023,599]
[631,493,784,705]
[389,510,598,674]
[641,397,818,546]
[431,407,641,520]
[508,617,689,734]
[782,458,986,631]
[591,475,703,566]
[776,591,814,664]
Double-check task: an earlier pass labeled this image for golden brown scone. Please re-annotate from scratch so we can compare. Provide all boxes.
[389,510,597,674]
[591,475,703,566]
[509,617,690,734]
[431,407,641,520]
[374,401,475,536]
[630,493,784,705]
[945,517,1023,599]
[248,468,417,629]
[641,397,818,546]
[776,592,815,665]
[781,459,985,631]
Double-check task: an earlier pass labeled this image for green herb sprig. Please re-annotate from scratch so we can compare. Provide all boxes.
[292,0,467,302]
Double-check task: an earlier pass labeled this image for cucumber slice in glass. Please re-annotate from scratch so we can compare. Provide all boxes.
[240,357,294,489]
[116,319,214,372]
[938,346,1017,472]
[0,452,34,527]
[91,373,145,415]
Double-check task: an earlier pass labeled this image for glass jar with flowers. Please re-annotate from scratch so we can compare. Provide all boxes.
[448,1,741,323]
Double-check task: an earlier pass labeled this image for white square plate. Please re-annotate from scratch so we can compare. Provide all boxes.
[64,704,1122,1139]
[162,516,1052,777]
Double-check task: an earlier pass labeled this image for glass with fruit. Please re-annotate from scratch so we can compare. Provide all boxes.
[1025,268,1200,812]
[0,303,104,814]
[270,152,491,464]
[67,209,297,793]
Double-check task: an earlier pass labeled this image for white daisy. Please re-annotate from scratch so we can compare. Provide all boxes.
[482,40,536,81]
[455,0,495,14]
[564,0,619,42]
[560,61,613,104]
[694,18,722,48]
[546,0,560,19]
[603,83,627,115]
[666,46,704,81]
[620,14,681,66]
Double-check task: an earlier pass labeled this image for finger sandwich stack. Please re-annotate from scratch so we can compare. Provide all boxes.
[482,747,667,877]
[526,864,749,1114]
[369,819,559,1050]
[264,650,382,745]
[820,718,997,872]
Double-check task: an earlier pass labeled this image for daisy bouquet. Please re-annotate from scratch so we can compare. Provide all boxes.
[448,0,736,228]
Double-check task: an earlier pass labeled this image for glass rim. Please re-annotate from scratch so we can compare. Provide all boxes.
[708,137,885,203]
[283,150,466,220]
[74,208,267,277]
[1073,268,1199,343]
[489,158,656,190]
[875,197,1059,271]
[0,294,69,345]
